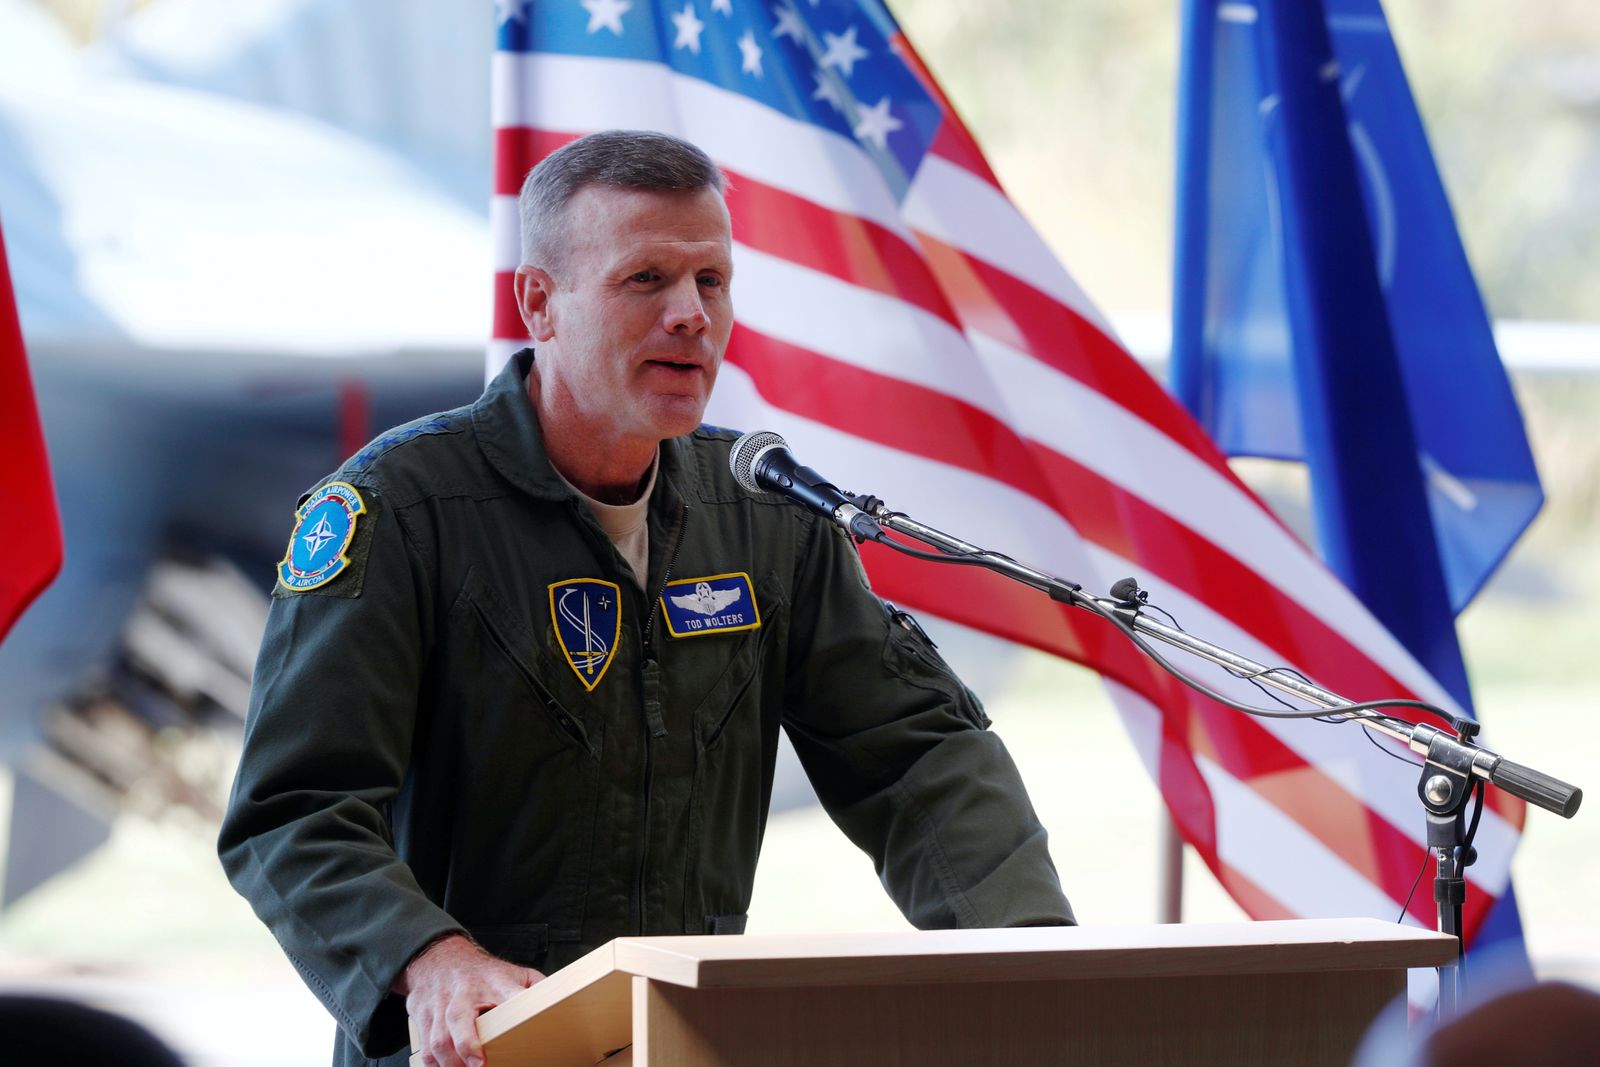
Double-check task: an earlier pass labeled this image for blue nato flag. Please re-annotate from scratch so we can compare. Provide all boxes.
[1170,0,1542,962]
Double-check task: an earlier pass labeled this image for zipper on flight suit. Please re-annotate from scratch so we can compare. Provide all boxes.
[633,500,687,934]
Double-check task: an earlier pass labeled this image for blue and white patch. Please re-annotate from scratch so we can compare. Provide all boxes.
[659,572,761,638]
[549,579,622,691]
[277,482,367,591]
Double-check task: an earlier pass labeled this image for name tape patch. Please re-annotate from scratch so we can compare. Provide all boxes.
[278,482,367,591]
[660,572,761,638]
[549,578,622,691]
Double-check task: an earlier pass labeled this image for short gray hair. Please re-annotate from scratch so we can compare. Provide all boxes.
[518,130,726,269]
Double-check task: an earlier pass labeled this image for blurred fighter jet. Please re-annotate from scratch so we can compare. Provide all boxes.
[0,0,491,904]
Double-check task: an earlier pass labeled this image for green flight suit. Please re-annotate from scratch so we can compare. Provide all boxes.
[219,350,1073,1065]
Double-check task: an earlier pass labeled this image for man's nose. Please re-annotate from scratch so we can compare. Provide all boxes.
[663,276,709,334]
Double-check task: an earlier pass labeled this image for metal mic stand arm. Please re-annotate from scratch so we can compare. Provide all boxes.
[865,505,1582,1018]
[866,507,1582,819]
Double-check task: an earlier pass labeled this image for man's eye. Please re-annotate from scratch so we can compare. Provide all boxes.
[630,271,656,283]
[697,275,723,288]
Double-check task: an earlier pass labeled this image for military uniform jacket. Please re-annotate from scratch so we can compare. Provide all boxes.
[219,351,1073,1065]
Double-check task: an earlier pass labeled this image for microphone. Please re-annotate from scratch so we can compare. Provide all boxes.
[729,431,883,541]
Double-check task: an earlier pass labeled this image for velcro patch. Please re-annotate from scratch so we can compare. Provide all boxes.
[277,482,366,592]
[660,572,761,638]
[348,417,451,471]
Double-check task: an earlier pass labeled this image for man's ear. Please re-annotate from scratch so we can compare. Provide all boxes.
[514,266,557,342]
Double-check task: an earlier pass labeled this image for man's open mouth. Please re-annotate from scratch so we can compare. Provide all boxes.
[647,359,701,373]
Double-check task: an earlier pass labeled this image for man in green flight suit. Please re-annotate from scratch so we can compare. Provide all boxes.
[220,130,1073,1067]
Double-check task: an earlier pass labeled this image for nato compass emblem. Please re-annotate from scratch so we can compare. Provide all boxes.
[549,579,622,691]
[277,482,366,591]
[660,572,761,638]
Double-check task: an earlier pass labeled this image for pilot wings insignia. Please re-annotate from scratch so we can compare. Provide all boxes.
[659,572,761,638]
[671,582,741,616]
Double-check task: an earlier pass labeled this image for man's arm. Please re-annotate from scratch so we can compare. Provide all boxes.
[218,487,535,1062]
[781,517,1075,929]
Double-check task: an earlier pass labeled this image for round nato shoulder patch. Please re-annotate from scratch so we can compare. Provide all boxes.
[277,482,367,591]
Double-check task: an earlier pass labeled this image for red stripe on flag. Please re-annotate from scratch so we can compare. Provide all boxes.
[1213,860,1297,921]
[494,127,583,196]
[498,128,963,331]
[0,222,62,643]
[722,168,960,330]
[726,323,1436,722]
[883,31,1001,187]
[1185,703,1441,926]
[728,323,1472,921]
[927,118,1002,187]
[867,519,1447,927]
[860,538,1159,684]
[493,272,525,341]
[913,231,1238,473]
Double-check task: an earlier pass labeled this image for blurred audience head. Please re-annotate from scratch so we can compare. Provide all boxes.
[0,995,185,1066]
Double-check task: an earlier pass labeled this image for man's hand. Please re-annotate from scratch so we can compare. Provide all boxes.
[398,934,544,1067]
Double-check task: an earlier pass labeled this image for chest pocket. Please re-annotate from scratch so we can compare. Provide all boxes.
[457,567,596,753]
[667,572,786,748]
[443,566,601,940]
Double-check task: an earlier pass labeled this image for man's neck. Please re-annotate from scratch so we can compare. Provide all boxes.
[529,369,659,505]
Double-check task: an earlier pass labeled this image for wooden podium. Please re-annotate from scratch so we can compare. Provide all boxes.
[410,918,1454,1066]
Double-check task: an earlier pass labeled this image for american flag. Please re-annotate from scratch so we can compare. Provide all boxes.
[489,0,1522,956]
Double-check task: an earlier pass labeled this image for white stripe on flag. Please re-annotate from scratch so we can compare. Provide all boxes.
[716,355,1514,904]
[492,194,521,273]
[731,243,1005,408]
[705,362,1104,579]
[1107,682,1432,920]
[493,52,911,240]
[1086,544,1516,894]
[1196,749,1416,918]
[904,154,1116,340]
[967,329,1461,716]
[728,244,1462,717]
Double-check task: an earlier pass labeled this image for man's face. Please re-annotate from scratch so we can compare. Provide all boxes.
[518,183,734,445]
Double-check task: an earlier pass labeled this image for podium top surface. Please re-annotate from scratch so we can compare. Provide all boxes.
[607,918,1455,987]
[467,918,1455,1053]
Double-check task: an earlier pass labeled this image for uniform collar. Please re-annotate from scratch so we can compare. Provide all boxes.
[474,348,700,506]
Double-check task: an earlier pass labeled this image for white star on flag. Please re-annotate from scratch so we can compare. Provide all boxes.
[851,95,902,148]
[771,4,805,42]
[812,67,847,112]
[711,0,733,13]
[738,29,764,76]
[671,2,706,52]
[302,514,337,559]
[580,0,631,35]
[495,0,530,25]
[819,25,869,78]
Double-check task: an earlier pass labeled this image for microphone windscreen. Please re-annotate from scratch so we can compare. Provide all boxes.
[729,430,786,494]
[1109,577,1142,603]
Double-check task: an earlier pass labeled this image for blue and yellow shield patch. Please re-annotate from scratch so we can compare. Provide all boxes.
[278,482,366,592]
[549,578,622,691]
[659,572,761,638]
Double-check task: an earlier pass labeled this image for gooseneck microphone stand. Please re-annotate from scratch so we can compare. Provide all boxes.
[851,497,1583,1021]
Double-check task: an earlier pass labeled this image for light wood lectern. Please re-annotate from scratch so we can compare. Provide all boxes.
[409,918,1454,1066]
